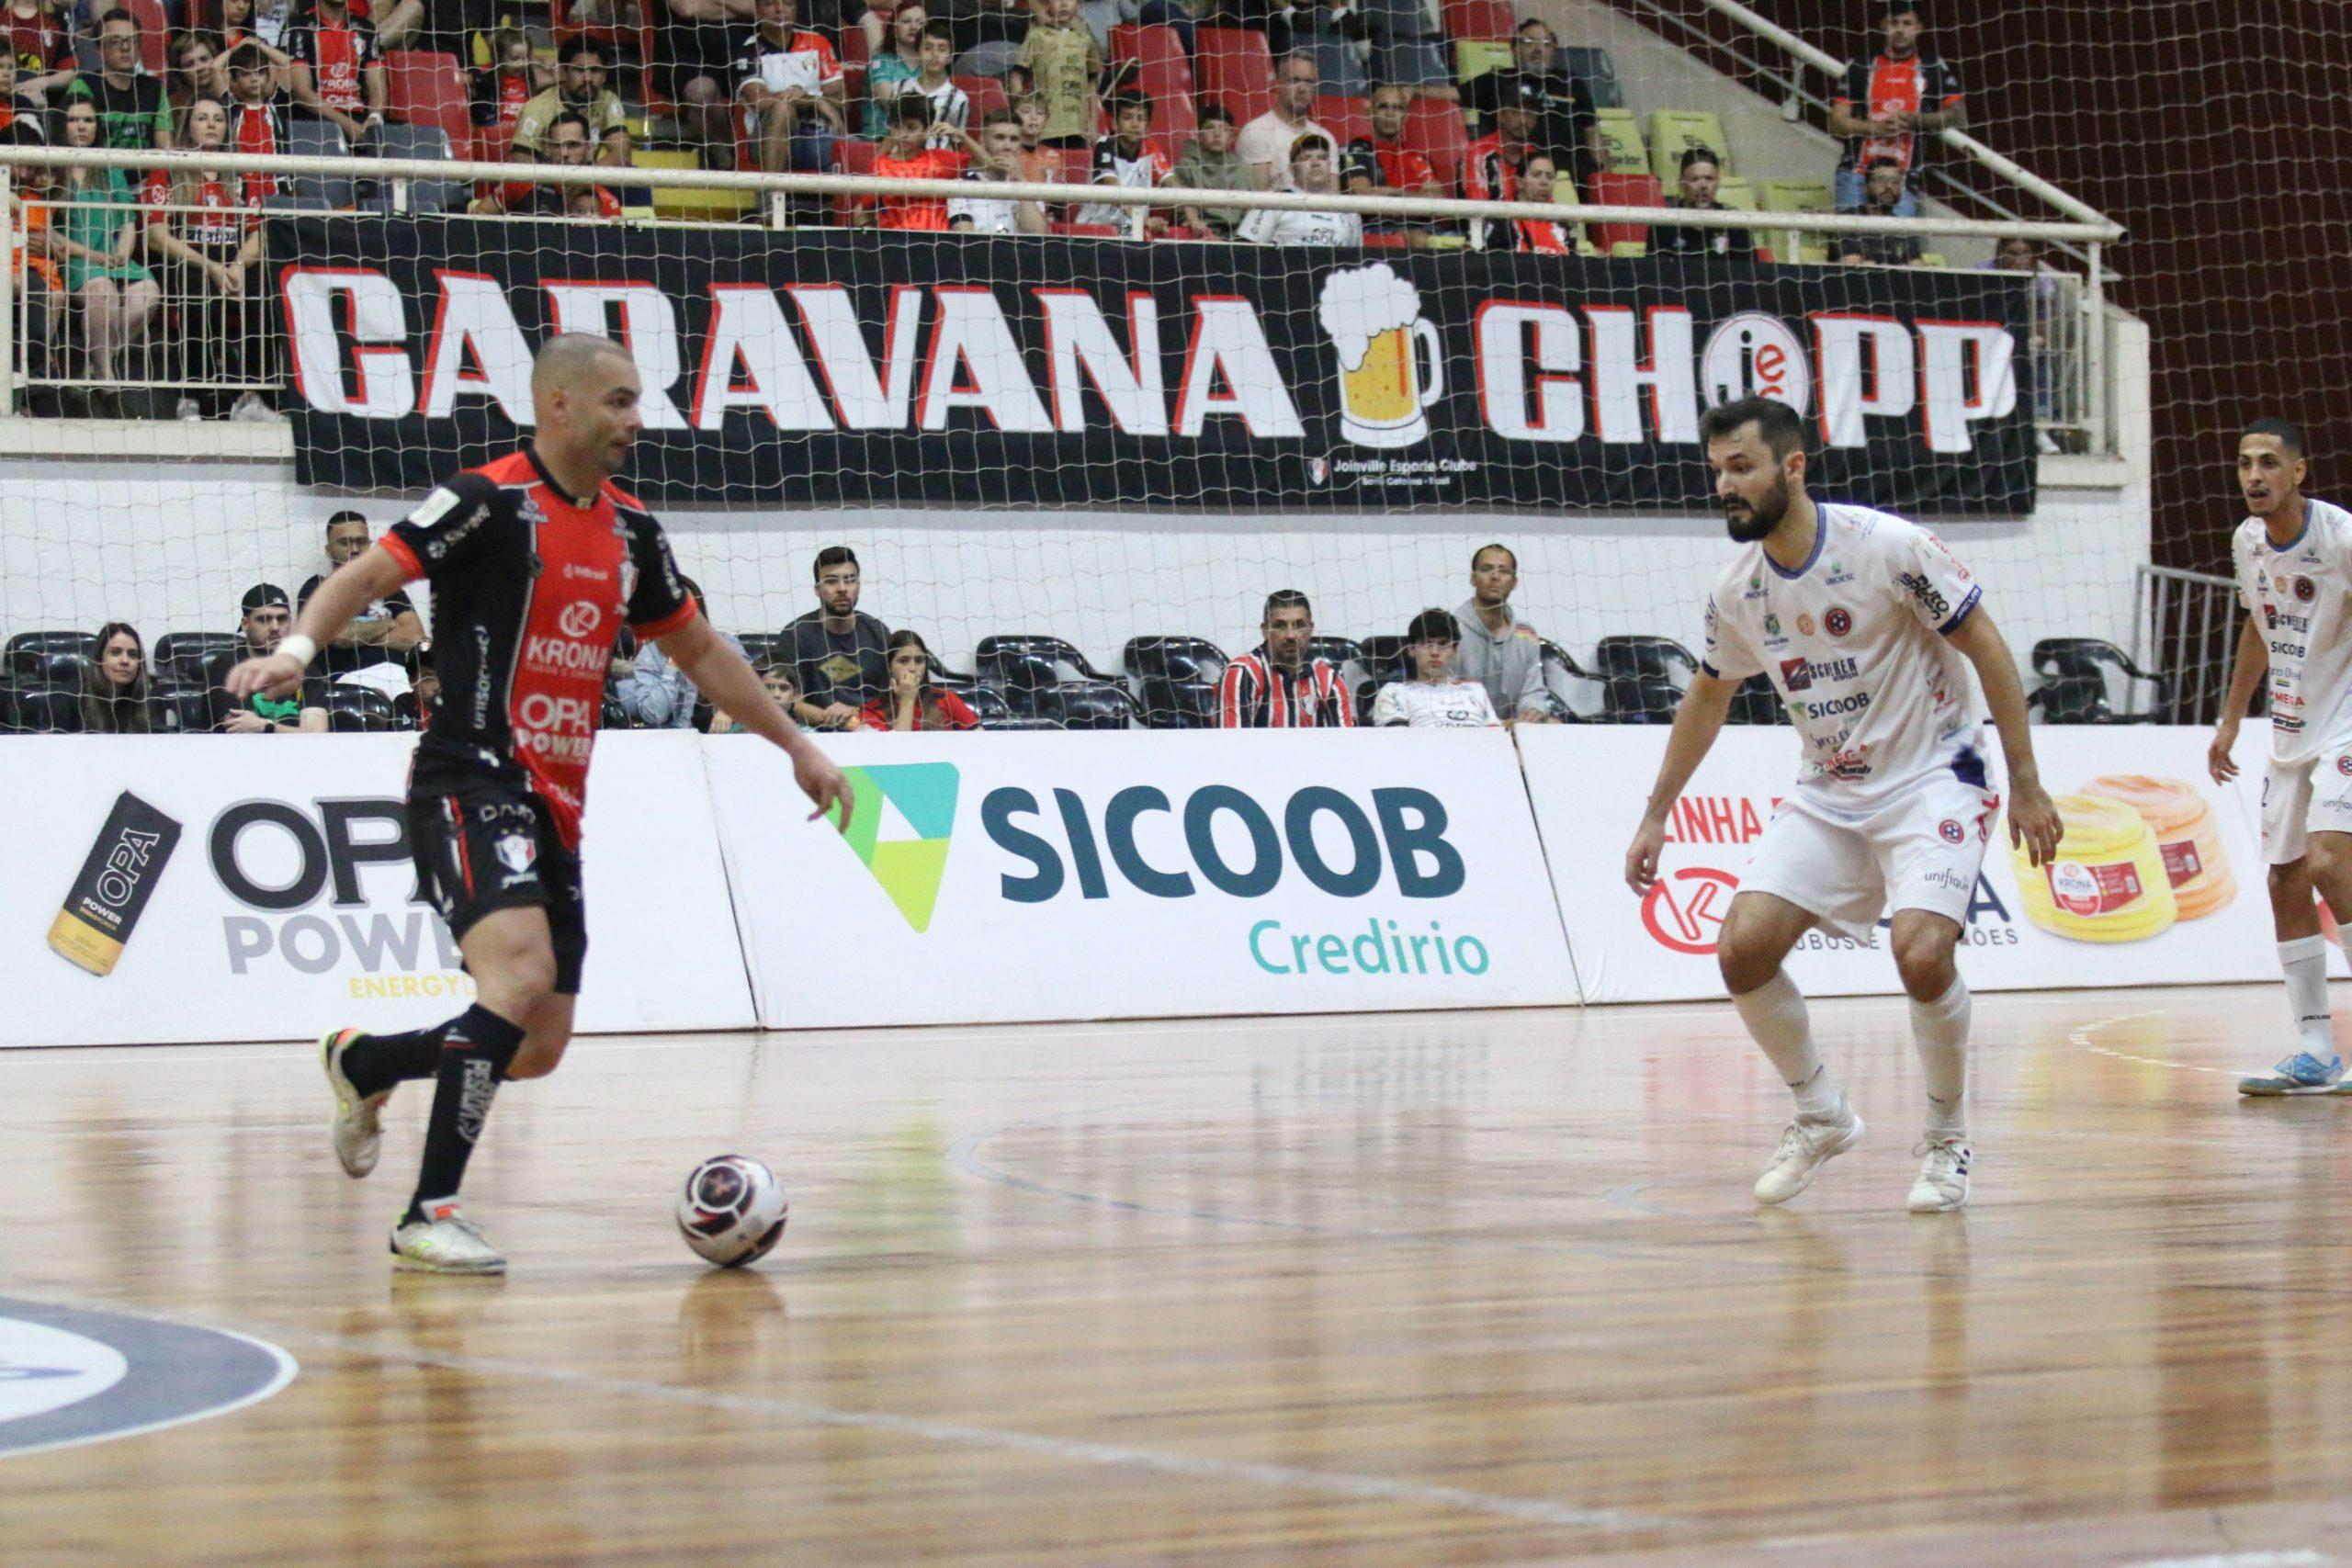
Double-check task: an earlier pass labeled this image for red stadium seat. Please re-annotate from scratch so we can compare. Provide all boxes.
[386,50,471,149]
[1588,170,1662,253]
[956,74,1011,125]
[833,136,877,223]
[1194,27,1272,128]
[841,25,870,66]
[1440,0,1517,41]
[1401,98,1467,193]
[122,0,168,75]
[1313,94,1370,151]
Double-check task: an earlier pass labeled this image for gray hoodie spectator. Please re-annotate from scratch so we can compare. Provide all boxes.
[1449,543,1551,721]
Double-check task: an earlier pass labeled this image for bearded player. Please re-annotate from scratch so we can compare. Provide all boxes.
[228,333,854,1274]
[1624,397,2062,1213]
[2211,419,2352,1096]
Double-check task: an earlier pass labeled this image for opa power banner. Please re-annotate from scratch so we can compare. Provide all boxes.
[706,728,1578,1028]
[1524,725,2282,1004]
[272,219,2035,515]
[0,732,752,1047]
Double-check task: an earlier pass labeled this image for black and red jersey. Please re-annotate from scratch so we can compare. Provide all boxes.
[384,448,697,847]
[1833,51,1963,177]
[228,92,290,197]
[288,10,382,114]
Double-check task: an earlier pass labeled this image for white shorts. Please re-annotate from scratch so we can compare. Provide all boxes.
[2261,746,2352,864]
[1738,777,2001,943]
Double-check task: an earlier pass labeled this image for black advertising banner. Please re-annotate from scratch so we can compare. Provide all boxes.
[272,218,2036,515]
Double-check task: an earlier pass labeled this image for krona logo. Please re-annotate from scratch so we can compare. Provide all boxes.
[827,763,959,932]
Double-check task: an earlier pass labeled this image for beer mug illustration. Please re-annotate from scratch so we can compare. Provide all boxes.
[1317,264,1445,448]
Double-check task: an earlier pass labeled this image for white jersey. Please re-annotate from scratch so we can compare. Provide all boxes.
[946,172,1021,234]
[1702,502,1985,815]
[2231,498,2352,764]
[1237,205,1364,247]
[1370,680,1500,728]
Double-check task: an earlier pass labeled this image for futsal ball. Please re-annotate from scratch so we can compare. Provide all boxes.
[675,1155,789,1268]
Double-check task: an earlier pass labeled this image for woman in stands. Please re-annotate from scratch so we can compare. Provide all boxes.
[80,622,154,734]
[862,1,928,136]
[45,97,161,417]
[142,96,266,420]
[861,630,980,732]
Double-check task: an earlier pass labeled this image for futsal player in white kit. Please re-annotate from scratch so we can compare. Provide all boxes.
[1625,398,2063,1211]
[2209,419,2352,1095]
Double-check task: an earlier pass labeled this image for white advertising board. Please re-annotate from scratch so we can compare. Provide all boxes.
[4,731,752,1047]
[1524,724,2279,1003]
[707,729,1579,1028]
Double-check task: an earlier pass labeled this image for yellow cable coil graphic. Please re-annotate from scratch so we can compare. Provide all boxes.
[2078,773,2236,919]
[2010,794,2179,942]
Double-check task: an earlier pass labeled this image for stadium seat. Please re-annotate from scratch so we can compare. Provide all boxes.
[1724,671,1784,725]
[1559,47,1623,109]
[155,684,213,734]
[961,684,1014,727]
[153,631,243,686]
[1194,28,1273,128]
[1596,634,1697,721]
[1313,95,1372,152]
[1439,0,1516,41]
[1306,634,1363,669]
[5,630,96,681]
[373,122,467,214]
[956,74,1011,125]
[326,684,398,733]
[1037,682,1140,730]
[1759,178,1832,211]
[1374,35,1451,90]
[8,686,82,733]
[1401,98,1467,192]
[285,116,357,207]
[978,634,1116,682]
[1611,240,1646,257]
[1453,39,1512,100]
[1588,171,1661,253]
[1536,638,1603,720]
[736,631,785,671]
[2030,638,2171,723]
[828,139,879,224]
[387,51,472,150]
[637,148,756,220]
[1592,108,1647,175]
[1649,109,1730,182]
[1123,635,1227,683]
[121,0,168,75]
[1713,175,1758,209]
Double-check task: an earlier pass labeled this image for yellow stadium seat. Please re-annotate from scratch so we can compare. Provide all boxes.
[1455,39,1513,90]
[1916,253,1947,267]
[1611,241,1646,258]
[1759,178,1833,212]
[1594,109,1647,175]
[634,149,755,220]
[1648,110,1729,183]
[1712,176,1757,209]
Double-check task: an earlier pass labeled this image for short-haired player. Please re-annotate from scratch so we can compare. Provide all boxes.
[2210,419,2352,1094]
[1623,397,2062,1212]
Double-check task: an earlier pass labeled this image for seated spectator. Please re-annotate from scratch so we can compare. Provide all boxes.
[1372,610,1501,728]
[1351,81,1441,206]
[1265,0,1366,71]
[79,620,154,734]
[1464,70,1539,247]
[223,42,292,203]
[1238,51,1327,188]
[205,583,328,733]
[887,17,970,148]
[1238,132,1360,244]
[1828,0,1960,218]
[784,544,889,728]
[659,0,749,167]
[392,638,438,728]
[288,0,387,150]
[168,28,226,118]
[5,172,66,401]
[618,576,747,727]
[45,99,159,416]
[1475,19,1598,192]
[66,9,172,151]
[862,0,928,137]
[216,0,291,94]
[5,0,68,95]
[297,510,425,677]
[141,96,266,420]
[1837,155,1921,265]
[856,96,968,228]
[735,0,846,179]
[1652,147,1754,258]
[1217,590,1355,728]
[860,629,980,731]
[949,106,1050,232]
[1011,88,1061,182]
[514,39,628,163]
[1507,152,1576,254]
[1014,0,1100,149]
[1170,103,1249,236]
[1452,542,1552,723]
[1077,91,1170,231]
[469,27,547,139]
[1985,234,2063,441]
[0,51,49,144]
[709,656,798,734]
[470,110,624,217]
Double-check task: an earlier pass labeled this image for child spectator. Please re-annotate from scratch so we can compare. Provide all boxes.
[1078,90,1170,231]
[1015,0,1100,148]
[469,28,546,141]
[1011,88,1060,183]
[890,17,970,149]
[222,42,290,200]
[856,94,968,230]
[1170,101,1249,236]
[861,629,980,731]
[1371,610,1502,728]
[215,0,291,91]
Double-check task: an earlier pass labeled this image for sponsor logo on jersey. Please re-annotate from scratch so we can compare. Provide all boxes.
[560,561,610,582]
[1764,613,1781,637]
[556,600,603,638]
[2296,575,2318,602]
[1939,818,1965,843]
[1796,613,1815,637]
[1825,606,1852,637]
[2266,604,2279,629]
[1777,655,1861,693]
[1790,689,1873,725]
[1898,570,1951,619]
[522,634,608,674]
[2337,756,2352,778]
[1826,559,1854,585]
[492,831,538,875]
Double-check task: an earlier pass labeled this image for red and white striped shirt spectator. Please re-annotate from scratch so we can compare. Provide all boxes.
[1217,653,1358,728]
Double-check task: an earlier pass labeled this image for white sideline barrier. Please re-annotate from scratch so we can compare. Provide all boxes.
[1523,725,2283,1004]
[706,729,1580,1029]
[3,732,752,1047]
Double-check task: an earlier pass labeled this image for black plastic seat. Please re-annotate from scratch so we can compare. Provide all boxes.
[975,635,1114,682]
[1305,635,1363,671]
[8,687,84,733]
[326,684,397,732]
[961,684,1013,727]
[1594,635,1700,683]
[1123,636,1227,685]
[735,631,785,671]
[5,630,96,682]
[154,632,244,686]
[1038,682,1140,730]
[1136,676,1219,728]
[2030,637,2169,723]
[1724,671,1783,725]
[1603,673,1687,725]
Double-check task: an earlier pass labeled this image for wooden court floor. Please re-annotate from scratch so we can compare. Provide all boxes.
[5,986,2352,1566]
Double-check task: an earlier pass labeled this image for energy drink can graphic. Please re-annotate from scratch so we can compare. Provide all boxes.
[48,791,183,976]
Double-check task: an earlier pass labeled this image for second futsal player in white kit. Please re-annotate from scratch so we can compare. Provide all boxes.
[1624,398,2063,1212]
[2210,419,2352,1095]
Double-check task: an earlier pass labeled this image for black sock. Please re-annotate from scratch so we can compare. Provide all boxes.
[341,1023,451,1100]
[405,1003,526,1224]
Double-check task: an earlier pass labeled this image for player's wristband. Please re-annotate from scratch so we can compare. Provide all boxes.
[279,634,317,670]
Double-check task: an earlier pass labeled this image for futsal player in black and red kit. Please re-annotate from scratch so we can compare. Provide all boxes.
[229,334,854,1274]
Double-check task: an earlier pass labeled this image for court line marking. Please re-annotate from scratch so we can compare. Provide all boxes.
[2071,1009,2234,1076]
[2118,1552,2330,1568]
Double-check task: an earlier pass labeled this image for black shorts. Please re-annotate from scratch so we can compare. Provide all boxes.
[408,783,588,995]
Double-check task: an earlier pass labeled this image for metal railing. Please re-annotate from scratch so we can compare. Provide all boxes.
[2133,565,2240,725]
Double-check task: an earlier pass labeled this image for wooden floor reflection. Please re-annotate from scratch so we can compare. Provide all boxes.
[3,987,2348,1564]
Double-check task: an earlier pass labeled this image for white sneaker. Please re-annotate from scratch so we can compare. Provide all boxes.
[175,396,203,421]
[390,1201,505,1274]
[1908,1136,1973,1213]
[2237,1051,2347,1096]
[1754,1102,1864,1205]
[230,390,283,423]
[321,1028,389,1179]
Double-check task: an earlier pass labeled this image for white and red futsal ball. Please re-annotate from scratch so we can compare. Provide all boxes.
[675,1155,789,1267]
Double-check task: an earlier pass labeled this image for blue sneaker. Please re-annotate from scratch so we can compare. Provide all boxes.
[2238,1052,2348,1096]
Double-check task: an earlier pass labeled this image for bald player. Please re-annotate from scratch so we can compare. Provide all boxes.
[229,333,854,1274]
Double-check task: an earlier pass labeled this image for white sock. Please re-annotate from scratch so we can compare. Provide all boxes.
[1910,977,1971,1139]
[1734,970,1842,1119]
[2278,936,2337,1061]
